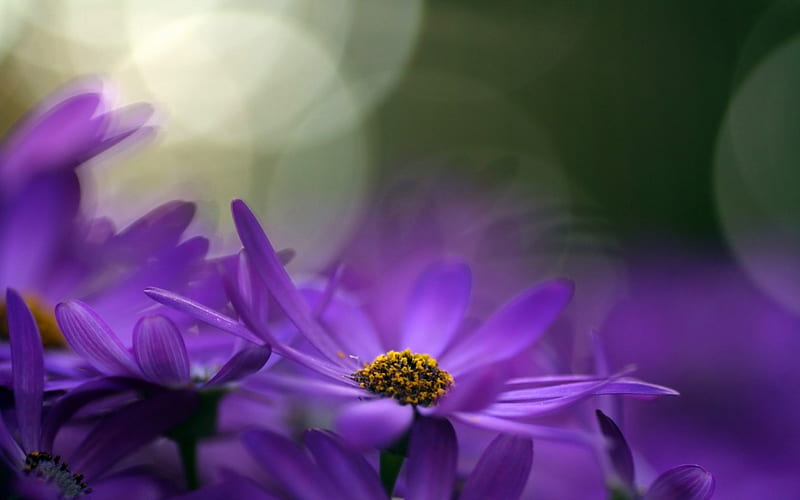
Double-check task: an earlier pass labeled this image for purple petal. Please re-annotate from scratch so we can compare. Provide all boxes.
[236,250,271,329]
[400,260,471,357]
[460,434,533,500]
[304,429,385,500]
[497,378,679,402]
[645,465,715,500]
[0,172,80,291]
[441,279,573,374]
[406,417,457,500]
[242,429,329,500]
[336,398,414,450]
[434,364,508,414]
[132,315,190,386]
[72,389,199,480]
[205,343,271,387]
[245,374,366,399]
[55,301,139,377]
[311,288,384,364]
[107,201,195,262]
[6,289,44,452]
[452,412,601,447]
[231,199,346,366]
[0,408,25,465]
[143,287,261,344]
[595,410,636,492]
[171,477,275,500]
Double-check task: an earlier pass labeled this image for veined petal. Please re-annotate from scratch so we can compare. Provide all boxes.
[336,399,414,450]
[460,434,533,500]
[231,200,346,366]
[242,429,329,500]
[400,260,472,357]
[441,279,573,374]
[645,465,715,500]
[406,417,458,500]
[205,343,271,387]
[304,430,385,500]
[55,301,139,377]
[497,378,679,402]
[132,315,190,386]
[6,289,44,452]
[596,410,636,492]
[144,287,262,344]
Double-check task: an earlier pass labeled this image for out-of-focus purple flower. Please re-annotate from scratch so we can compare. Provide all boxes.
[0,289,198,499]
[595,410,714,500]
[147,200,676,450]
[176,418,533,500]
[54,300,270,389]
[0,78,154,195]
[598,253,800,498]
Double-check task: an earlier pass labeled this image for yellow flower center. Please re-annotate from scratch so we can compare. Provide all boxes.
[24,452,91,498]
[0,295,66,348]
[352,349,454,406]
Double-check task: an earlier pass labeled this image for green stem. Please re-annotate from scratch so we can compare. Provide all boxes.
[177,436,199,490]
[380,450,405,496]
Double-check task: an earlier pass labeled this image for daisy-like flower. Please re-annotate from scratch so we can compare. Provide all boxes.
[175,418,533,500]
[0,289,197,499]
[595,410,715,500]
[147,200,676,451]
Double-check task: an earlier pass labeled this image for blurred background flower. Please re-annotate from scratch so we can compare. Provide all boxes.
[2,1,800,498]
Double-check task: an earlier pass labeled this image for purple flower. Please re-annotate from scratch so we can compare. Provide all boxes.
[595,410,715,500]
[175,418,533,500]
[54,300,270,389]
[146,200,676,450]
[0,289,198,498]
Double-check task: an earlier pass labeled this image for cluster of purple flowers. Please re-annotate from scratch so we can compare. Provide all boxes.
[0,83,714,499]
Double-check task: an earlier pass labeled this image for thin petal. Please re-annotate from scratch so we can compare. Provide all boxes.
[452,412,601,447]
[304,430,385,500]
[231,200,346,366]
[133,315,190,385]
[0,406,25,465]
[497,378,679,402]
[434,364,508,415]
[400,261,471,357]
[460,434,533,500]
[406,417,457,500]
[336,399,414,450]
[242,429,329,500]
[205,343,271,387]
[645,465,715,500]
[143,287,261,344]
[311,289,384,364]
[106,201,195,262]
[595,410,635,492]
[72,389,199,480]
[6,289,44,451]
[442,279,573,374]
[55,301,139,377]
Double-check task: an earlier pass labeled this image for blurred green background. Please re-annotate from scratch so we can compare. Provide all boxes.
[1,0,799,271]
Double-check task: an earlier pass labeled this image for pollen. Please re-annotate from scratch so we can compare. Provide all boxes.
[352,349,454,406]
[0,295,66,348]
[23,452,91,498]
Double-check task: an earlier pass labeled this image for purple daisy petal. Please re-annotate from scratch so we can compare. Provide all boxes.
[336,398,414,450]
[242,429,329,500]
[311,289,384,363]
[204,343,271,387]
[6,289,44,452]
[400,260,472,357]
[497,378,679,402]
[459,434,533,500]
[595,410,636,492]
[71,389,199,480]
[433,364,509,414]
[85,102,156,158]
[236,250,271,329]
[304,429,385,500]
[132,315,191,386]
[106,201,196,262]
[170,477,276,500]
[441,279,574,375]
[451,412,601,447]
[0,406,25,465]
[645,465,715,500]
[143,287,261,344]
[55,301,139,377]
[406,417,458,500]
[231,199,346,367]
[244,373,366,399]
